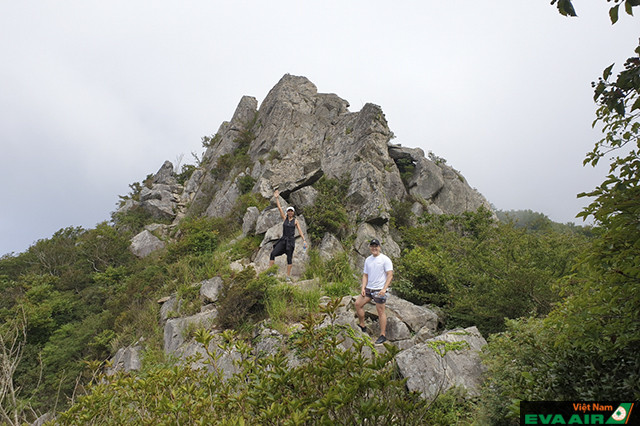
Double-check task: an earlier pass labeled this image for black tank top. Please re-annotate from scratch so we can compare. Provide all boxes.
[283,218,296,238]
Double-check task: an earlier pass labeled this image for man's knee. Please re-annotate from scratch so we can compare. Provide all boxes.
[355,296,366,309]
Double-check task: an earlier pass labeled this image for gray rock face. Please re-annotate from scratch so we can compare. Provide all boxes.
[395,326,487,399]
[318,233,344,260]
[164,310,218,355]
[106,345,143,376]
[200,277,223,304]
[385,295,439,334]
[140,74,493,269]
[130,230,165,258]
[289,186,318,211]
[242,206,260,235]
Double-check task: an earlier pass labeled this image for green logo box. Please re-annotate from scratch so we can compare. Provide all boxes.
[520,401,638,425]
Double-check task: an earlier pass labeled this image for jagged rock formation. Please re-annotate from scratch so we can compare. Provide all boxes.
[128,74,492,270]
[396,326,487,399]
[108,75,493,401]
[148,279,486,399]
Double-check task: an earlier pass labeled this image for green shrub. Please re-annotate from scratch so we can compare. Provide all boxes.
[56,303,456,425]
[304,176,350,242]
[303,251,357,298]
[323,280,354,298]
[237,174,256,194]
[266,282,321,326]
[216,268,277,330]
[394,156,416,186]
[226,234,261,261]
[176,164,197,185]
[394,247,449,306]
[111,204,163,234]
[166,217,221,261]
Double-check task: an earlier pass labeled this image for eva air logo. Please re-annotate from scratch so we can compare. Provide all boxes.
[606,403,634,424]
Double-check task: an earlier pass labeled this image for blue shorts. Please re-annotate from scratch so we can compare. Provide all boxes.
[365,288,387,304]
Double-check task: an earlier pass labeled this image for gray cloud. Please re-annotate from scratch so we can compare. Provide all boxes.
[1,1,636,255]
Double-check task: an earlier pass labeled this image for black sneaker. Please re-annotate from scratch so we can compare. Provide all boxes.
[357,324,367,333]
[375,335,387,344]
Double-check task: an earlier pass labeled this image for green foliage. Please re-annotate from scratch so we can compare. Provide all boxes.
[303,176,350,243]
[496,209,594,236]
[394,157,416,186]
[175,163,197,185]
[394,247,449,306]
[56,303,450,425]
[237,174,256,194]
[303,250,357,298]
[201,133,221,148]
[266,282,321,326]
[553,0,639,23]
[216,268,278,330]
[478,15,640,420]
[165,216,221,261]
[389,199,414,230]
[225,234,261,262]
[111,204,161,234]
[398,208,587,334]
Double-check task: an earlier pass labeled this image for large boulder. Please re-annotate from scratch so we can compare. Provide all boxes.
[395,326,487,399]
[130,230,165,258]
[200,277,223,304]
[164,310,218,355]
[106,345,143,376]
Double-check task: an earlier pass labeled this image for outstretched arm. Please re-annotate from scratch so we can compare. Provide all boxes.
[274,189,285,220]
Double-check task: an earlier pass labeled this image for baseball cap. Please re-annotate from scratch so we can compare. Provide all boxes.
[286,206,295,213]
[369,239,380,246]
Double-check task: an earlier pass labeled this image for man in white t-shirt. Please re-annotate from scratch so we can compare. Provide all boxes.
[355,238,393,344]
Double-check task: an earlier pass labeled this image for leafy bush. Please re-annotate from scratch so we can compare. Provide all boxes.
[394,156,416,186]
[303,176,350,243]
[56,303,458,425]
[394,247,449,306]
[397,209,587,334]
[266,282,321,326]
[237,174,256,194]
[216,268,277,330]
[111,204,160,234]
[303,251,357,298]
[165,216,221,261]
[175,163,197,185]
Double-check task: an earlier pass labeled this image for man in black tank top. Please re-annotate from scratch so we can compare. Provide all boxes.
[269,189,308,280]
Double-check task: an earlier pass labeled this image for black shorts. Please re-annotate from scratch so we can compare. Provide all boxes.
[365,288,387,304]
[270,238,294,265]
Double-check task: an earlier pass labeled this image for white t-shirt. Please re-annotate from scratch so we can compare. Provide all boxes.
[363,253,393,290]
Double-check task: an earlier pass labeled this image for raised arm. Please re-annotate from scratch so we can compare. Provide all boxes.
[274,189,285,220]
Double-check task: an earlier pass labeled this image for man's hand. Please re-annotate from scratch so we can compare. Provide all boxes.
[361,288,366,297]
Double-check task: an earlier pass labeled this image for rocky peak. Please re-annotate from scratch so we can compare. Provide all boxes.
[131,75,492,272]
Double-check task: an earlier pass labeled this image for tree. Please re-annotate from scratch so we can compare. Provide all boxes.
[478,5,640,423]
[0,308,34,425]
[552,0,640,23]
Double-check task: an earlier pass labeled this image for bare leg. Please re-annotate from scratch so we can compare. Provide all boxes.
[269,260,275,267]
[355,295,371,327]
[286,264,293,276]
[376,303,387,337]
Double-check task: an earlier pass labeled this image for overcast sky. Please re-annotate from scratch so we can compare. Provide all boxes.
[1,1,637,256]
